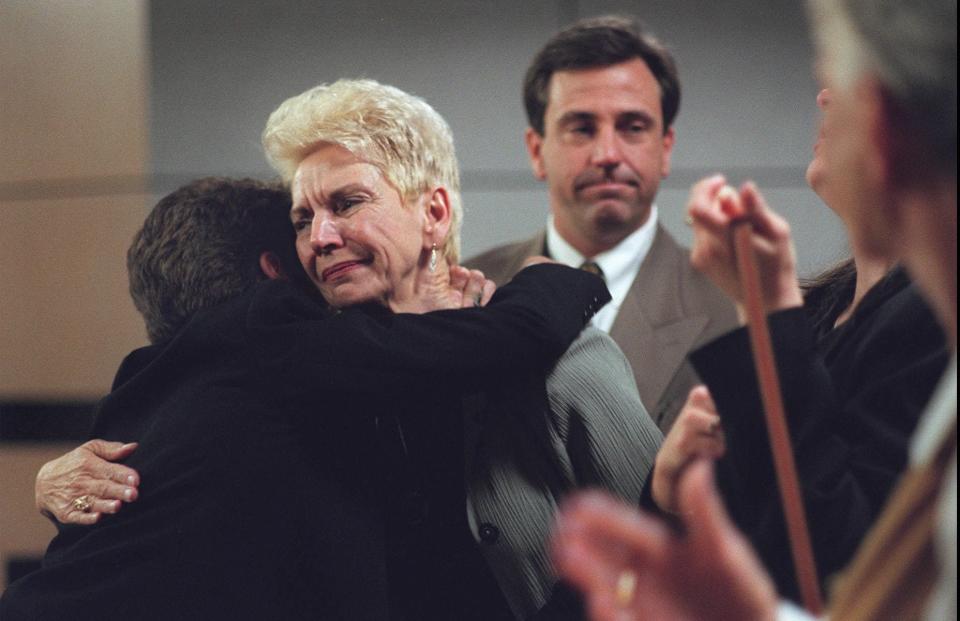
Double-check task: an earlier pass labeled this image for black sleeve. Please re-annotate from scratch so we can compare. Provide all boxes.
[689,295,948,601]
[248,264,609,397]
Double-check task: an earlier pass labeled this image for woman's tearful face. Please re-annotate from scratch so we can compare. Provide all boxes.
[290,144,428,309]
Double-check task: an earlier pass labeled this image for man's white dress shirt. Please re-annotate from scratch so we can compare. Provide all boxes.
[545,207,659,333]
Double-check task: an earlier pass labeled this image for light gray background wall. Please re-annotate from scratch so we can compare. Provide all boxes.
[150,0,850,275]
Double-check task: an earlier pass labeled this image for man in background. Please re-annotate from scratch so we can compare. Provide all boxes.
[468,15,736,431]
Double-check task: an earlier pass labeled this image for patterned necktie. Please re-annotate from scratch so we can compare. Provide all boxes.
[579,260,605,281]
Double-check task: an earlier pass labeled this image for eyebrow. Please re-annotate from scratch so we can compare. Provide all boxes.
[289,182,374,218]
[557,111,597,127]
[327,183,373,201]
[616,110,656,125]
[290,204,311,220]
[556,109,657,127]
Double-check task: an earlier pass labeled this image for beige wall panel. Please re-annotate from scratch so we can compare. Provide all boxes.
[0,195,151,398]
[0,444,77,589]
[0,0,148,184]
[0,0,150,398]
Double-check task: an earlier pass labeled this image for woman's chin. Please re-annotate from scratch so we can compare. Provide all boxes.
[806,162,835,209]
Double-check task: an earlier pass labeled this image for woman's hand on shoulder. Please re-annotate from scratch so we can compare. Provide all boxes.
[448,265,496,308]
[36,439,140,526]
[396,262,495,313]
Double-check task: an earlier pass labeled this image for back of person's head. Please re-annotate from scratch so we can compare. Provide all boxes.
[523,14,681,136]
[128,177,301,344]
[809,0,957,177]
[261,79,464,263]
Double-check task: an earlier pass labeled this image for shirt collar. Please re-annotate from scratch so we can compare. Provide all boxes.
[545,206,659,284]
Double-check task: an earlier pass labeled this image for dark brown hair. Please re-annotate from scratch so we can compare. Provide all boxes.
[801,258,857,337]
[128,177,304,343]
[522,15,681,136]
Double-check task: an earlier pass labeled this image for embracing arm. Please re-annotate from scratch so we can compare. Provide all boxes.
[38,265,604,525]
[251,263,609,395]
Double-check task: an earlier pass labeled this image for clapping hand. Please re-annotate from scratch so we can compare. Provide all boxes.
[551,461,778,621]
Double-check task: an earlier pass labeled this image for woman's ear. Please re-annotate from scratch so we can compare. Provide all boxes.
[422,186,452,248]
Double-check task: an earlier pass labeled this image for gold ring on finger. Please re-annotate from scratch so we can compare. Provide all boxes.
[615,569,637,606]
[72,495,93,513]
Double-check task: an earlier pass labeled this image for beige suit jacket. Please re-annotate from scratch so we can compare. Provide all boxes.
[466,224,738,431]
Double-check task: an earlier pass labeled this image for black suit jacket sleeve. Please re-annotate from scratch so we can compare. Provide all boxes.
[249,263,609,397]
[690,296,947,600]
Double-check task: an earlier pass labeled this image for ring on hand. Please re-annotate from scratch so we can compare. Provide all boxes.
[472,293,483,306]
[72,495,93,513]
[615,569,637,606]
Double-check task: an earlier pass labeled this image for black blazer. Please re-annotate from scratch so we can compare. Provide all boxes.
[1,264,608,621]
[690,269,948,602]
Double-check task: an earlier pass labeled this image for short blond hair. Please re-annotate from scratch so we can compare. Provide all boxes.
[262,79,463,262]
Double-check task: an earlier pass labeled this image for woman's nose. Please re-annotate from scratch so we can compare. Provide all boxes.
[310,216,344,254]
[816,88,831,109]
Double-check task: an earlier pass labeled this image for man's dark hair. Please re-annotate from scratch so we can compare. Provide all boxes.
[128,177,304,344]
[523,15,681,136]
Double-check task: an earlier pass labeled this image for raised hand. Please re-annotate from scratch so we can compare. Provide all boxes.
[652,386,725,514]
[688,176,803,320]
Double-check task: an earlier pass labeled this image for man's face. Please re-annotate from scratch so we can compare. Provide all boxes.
[290,144,427,309]
[526,58,675,256]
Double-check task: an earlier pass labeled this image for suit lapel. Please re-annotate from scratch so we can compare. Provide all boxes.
[478,231,547,286]
[510,232,548,278]
[609,226,709,411]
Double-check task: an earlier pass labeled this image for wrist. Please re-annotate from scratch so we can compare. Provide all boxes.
[767,281,804,313]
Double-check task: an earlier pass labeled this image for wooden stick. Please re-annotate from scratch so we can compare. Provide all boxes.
[732,220,824,614]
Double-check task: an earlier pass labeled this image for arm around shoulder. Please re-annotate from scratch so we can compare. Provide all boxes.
[249,266,610,395]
